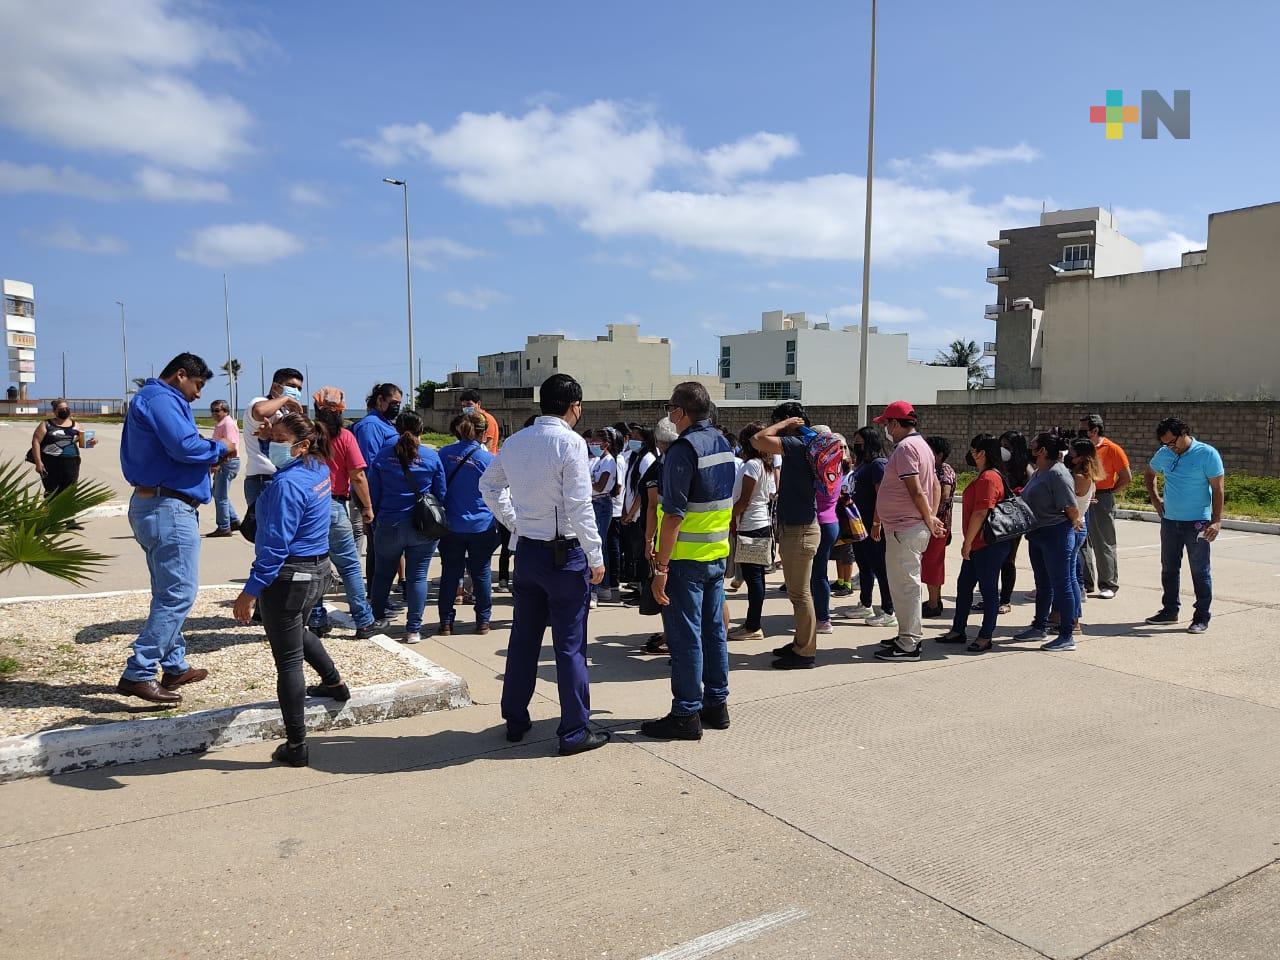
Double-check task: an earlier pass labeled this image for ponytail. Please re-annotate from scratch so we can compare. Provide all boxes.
[277,411,332,464]
[394,410,424,468]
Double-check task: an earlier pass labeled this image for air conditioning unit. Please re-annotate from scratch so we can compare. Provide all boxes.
[1011,297,1034,311]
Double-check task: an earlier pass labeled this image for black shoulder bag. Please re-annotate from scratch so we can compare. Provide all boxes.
[981,469,1037,544]
[400,456,450,539]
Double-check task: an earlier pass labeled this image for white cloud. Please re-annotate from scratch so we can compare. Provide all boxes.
[135,166,229,202]
[506,217,546,235]
[1141,231,1204,270]
[587,250,645,269]
[0,160,122,199]
[287,183,329,207]
[650,257,693,282]
[23,222,127,254]
[890,143,1040,176]
[178,222,304,267]
[371,235,485,270]
[703,132,799,185]
[443,287,508,311]
[347,102,1041,264]
[936,286,978,300]
[0,0,254,170]
[829,300,928,326]
[1112,206,1176,238]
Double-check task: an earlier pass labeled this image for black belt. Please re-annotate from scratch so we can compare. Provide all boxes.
[332,494,350,503]
[518,536,579,548]
[134,485,202,509]
[284,553,329,563]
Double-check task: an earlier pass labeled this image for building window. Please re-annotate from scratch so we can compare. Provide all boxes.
[784,339,796,376]
[1062,243,1091,267]
[526,359,531,370]
[719,345,731,379]
[4,297,34,318]
[758,381,795,401]
[553,356,558,368]
[494,360,503,373]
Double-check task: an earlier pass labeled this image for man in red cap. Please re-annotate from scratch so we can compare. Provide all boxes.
[870,401,944,661]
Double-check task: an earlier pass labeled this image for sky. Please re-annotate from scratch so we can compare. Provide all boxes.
[2,0,1276,409]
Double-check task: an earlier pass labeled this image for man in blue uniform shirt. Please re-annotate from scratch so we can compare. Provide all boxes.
[117,353,227,703]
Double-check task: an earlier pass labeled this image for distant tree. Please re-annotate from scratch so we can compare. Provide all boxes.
[130,377,147,390]
[415,380,446,410]
[932,339,987,390]
[220,359,242,412]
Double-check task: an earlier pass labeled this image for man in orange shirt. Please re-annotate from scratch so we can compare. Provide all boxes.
[460,389,500,454]
[1079,414,1131,599]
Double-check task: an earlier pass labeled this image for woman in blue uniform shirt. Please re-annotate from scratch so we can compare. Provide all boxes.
[233,412,348,767]
[437,410,498,635]
[367,410,447,643]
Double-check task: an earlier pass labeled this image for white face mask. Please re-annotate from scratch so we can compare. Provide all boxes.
[1001,447,1012,463]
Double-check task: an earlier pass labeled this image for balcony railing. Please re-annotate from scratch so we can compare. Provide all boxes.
[983,341,997,357]
[984,303,1002,318]
[1054,259,1093,273]
[986,267,1009,282]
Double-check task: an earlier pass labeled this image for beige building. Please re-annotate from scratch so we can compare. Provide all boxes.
[476,322,725,402]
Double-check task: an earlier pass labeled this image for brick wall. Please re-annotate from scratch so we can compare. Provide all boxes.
[424,398,1280,477]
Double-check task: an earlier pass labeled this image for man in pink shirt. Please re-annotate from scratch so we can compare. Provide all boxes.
[208,399,241,536]
[870,401,943,661]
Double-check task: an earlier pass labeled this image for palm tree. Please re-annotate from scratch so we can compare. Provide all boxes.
[0,460,114,584]
[220,359,241,413]
[131,377,147,390]
[933,339,987,390]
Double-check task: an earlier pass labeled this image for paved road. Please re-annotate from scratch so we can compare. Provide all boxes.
[2,419,1280,959]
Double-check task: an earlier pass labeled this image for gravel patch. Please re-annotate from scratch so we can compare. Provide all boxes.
[0,588,419,737]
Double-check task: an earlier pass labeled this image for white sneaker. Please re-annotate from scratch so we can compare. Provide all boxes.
[589,593,598,609]
[845,604,874,619]
[865,612,897,627]
[816,620,833,634]
[727,625,764,641]
[1098,588,1116,599]
[401,632,421,645]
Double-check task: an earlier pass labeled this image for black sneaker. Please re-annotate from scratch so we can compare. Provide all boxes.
[1145,609,1179,624]
[874,644,922,662]
[700,702,730,730]
[305,681,351,702]
[272,741,309,767]
[772,649,815,670]
[354,618,390,639]
[1187,620,1209,635]
[640,712,703,740]
[558,730,611,755]
[506,721,533,743]
[772,641,796,658]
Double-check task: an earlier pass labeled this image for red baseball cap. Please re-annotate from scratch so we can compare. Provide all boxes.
[873,400,916,424]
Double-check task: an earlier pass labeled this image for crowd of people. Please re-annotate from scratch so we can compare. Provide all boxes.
[105,352,1228,765]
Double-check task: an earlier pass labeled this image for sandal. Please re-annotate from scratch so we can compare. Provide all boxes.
[936,631,967,644]
[966,638,993,653]
[642,633,668,655]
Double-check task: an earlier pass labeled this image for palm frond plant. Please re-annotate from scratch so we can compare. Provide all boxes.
[0,459,115,584]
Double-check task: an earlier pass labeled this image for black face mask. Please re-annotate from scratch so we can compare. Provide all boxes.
[55,408,70,419]
[1077,429,1090,439]
[965,450,976,468]
[383,401,401,421]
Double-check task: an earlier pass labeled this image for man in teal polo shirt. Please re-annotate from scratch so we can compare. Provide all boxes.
[1143,416,1225,634]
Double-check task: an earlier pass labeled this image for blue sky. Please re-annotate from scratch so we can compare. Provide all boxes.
[2,0,1275,408]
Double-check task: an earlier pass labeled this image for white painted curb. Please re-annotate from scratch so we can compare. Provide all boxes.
[1114,508,1279,535]
[0,650,471,783]
[81,501,128,519]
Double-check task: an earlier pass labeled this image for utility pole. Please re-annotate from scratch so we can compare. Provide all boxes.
[856,0,878,430]
[116,300,128,410]
[223,273,236,417]
[382,178,415,397]
[61,352,66,399]
[260,356,265,396]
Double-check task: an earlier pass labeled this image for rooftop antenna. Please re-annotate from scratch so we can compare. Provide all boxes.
[1041,200,1046,215]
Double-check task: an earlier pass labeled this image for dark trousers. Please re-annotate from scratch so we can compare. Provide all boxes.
[621,520,650,585]
[738,525,771,631]
[851,535,893,612]
[1160,519,1213,622]
[1028,522,1077,638]
[999,536,1022,606]
[40,456,81,497]
[438,526,499,625]
[950,541,1012,639]
[497,523,512,583]
[502,538,592,745]
[259,557,340,744]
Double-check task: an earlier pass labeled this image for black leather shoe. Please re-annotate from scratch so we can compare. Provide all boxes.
[558,730,611,755]
[700,702,730,730]
[305,681,351,702]
[506,721,533,743]
[354,619,390,639]
[640,712,703,740]
[272,741,309,767]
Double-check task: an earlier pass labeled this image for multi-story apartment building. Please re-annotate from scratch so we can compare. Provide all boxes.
[4,279,37,403]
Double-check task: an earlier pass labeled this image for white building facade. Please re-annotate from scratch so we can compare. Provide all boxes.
[718,311,967,406]
[4,279,36,404]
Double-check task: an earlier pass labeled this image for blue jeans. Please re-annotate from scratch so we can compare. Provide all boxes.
[811,521,839,623]
[1028,521,1077,637]
[244,472,271,510]
[438,526,500,625]
[852,535,893,612]
[951,540,1012,639]
[328,498,373,627]
[370,519,437,632]
[212,457,240,531]
[661,557,729,716]
[1160,519,1213,622]
[591,498,619,590]
[122,494,199,681]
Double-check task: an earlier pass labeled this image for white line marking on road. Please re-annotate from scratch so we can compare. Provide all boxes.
[641,907,809,960]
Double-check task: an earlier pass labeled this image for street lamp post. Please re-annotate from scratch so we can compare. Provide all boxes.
[383,177,415,400]
[116,299,128,410]
[856,0,878,430]
[223,273,236,417]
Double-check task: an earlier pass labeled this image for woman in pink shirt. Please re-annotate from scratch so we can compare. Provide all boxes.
[811,426,841,633]
[208,399,241,536]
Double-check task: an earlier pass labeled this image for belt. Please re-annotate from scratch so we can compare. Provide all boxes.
[518,536,579,549]
[284,553,329,563]
[332,494,350,503]
[134,485,202,509]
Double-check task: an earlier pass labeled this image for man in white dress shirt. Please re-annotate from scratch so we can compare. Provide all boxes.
[480,374,610,755]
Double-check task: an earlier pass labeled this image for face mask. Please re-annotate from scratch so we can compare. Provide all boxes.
[383,401,401,421]
[965,451,976,468]
[1077,429,1091,439]
[1000,447,1012,463]
[281,385,303,403]
[588,444,603,458]
[626,439,642,453]
[462,405,477,415]
[268,441,299,470]
[55,408,69,419]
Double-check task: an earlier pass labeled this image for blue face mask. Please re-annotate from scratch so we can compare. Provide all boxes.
[588,444,603,458]
[626,439,642,453]
[281,385,303,403]
[461,405,477,415]
[268,441,299,470]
